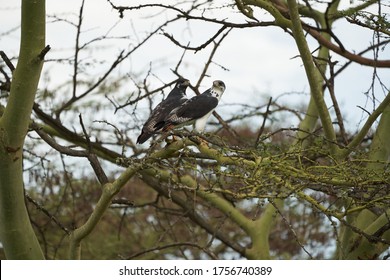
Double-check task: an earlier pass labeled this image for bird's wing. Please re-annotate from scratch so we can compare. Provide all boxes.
[164,94,219,126]
[137,96,187,143]
[145,97,187,129]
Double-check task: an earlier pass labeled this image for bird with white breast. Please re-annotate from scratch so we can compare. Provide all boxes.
[160,80,226,133]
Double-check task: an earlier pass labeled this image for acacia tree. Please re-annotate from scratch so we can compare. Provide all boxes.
[0,0,47,259]
[0,0,389,259]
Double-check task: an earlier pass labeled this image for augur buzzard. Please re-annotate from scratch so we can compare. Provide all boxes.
[136,78,190,144]
[160,80,225,132]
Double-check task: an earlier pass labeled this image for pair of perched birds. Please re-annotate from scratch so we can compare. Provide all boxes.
[137,78,226,144]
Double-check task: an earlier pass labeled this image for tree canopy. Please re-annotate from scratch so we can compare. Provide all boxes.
[0,0,389,259]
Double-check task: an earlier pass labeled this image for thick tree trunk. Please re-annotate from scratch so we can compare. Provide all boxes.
[0,0,46,259]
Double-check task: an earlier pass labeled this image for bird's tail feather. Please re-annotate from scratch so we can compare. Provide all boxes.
[136,132,152,144]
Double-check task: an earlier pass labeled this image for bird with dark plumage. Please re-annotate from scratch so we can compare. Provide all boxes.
[136,78,190,144]
[160,80,226,133]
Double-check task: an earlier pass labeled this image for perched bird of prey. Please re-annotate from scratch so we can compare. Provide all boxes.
[136,78,190,144]
[160,80,226,132]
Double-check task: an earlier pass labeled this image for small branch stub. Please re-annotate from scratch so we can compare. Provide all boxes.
[38,45,51,61]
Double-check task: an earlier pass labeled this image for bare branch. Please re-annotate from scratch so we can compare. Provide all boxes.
[0,51,15,72]
[126,242,219,260]
[255,97,273,147]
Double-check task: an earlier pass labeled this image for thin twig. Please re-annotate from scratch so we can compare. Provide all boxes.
[269,199,314,259]
[126,242,218,260]
[0,51,16,71]
[255,97,273,147]
[79,114,109,185]
[26,193,70,235]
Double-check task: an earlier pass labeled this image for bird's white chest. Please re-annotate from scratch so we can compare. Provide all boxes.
[194,111,214,132]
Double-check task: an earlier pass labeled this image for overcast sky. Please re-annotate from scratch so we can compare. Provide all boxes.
[1,0,389,133]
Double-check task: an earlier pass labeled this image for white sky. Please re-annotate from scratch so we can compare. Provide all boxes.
[1,0,389,134]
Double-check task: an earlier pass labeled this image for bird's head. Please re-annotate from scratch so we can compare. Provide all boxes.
[211,80,226,100]
[176,78,190,89]
[167,78,190,99]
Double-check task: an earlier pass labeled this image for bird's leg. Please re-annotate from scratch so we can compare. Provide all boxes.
[189,132,209,146]
[169,128,189,142]
[198,135,209,145]
[159,124,175,144]
[170,132,185,143]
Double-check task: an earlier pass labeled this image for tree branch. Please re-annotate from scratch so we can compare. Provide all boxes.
[68,164,141,259]
[287,0,337,154]
[139,169,246,257]
[340,91,390,159]
[303,24,390,68]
